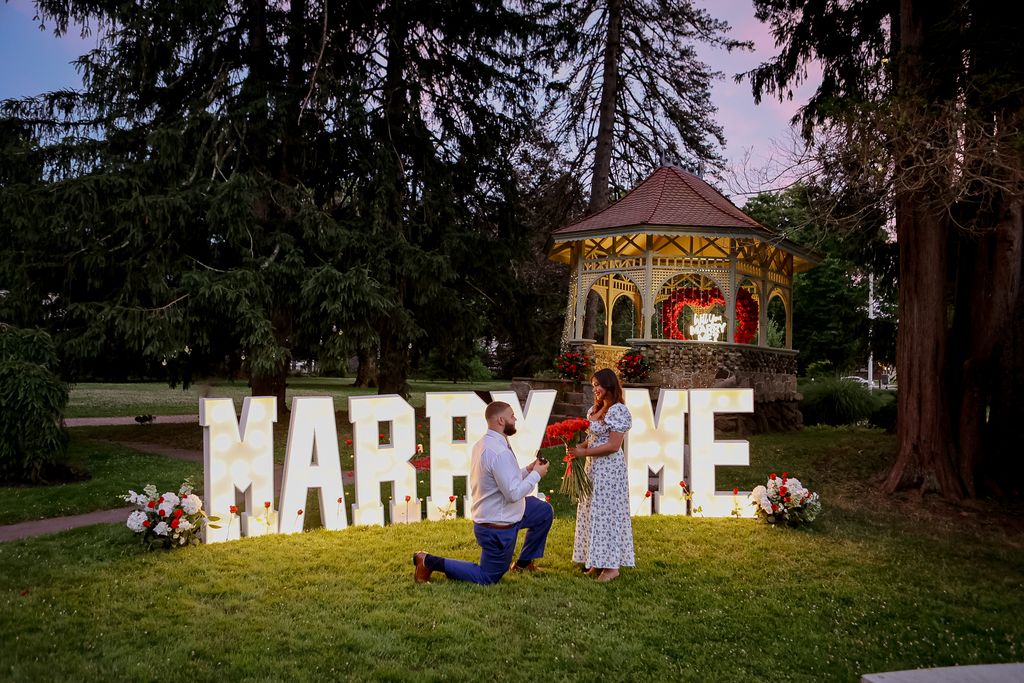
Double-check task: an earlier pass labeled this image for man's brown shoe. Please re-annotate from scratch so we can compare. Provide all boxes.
[509,561,542,573]
[412,551,432,583]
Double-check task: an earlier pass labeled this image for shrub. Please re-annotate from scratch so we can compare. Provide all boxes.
[0,326,69,483]
[799,377,881,427]
[617,349,652,382]
[868,390,898,433]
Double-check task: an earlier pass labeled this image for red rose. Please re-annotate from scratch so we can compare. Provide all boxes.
[229,505,239,514]
[158,509,166,517]
[545,495,551,502]
[170,518,180,529]
[379,433,384,439]
[782,471,788,479]
[769,473,776,480]
[405,495,411,502]
[771,504,778,512]
[173,509,183,518]
[264,501,271,509]
[679,480,686,488]
[297,509,304,515]
[645,490,652,498]
[345,439,353,445]
[732,487,739,495]
[449,495,456,502]
[147,500,156,509]
[158,496,164,504]
[143,520,151,528]
[779,486,788,495]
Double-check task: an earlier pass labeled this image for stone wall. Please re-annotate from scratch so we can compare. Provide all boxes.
[566,338,803,433]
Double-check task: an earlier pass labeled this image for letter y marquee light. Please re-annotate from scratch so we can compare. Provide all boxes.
[491,389,556,469]
[200,397,277,543]
[687,389,756,518]
[624,388,689,516]
[348,395,419,526]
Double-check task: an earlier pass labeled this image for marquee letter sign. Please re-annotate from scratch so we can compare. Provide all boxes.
[200,388,756,543]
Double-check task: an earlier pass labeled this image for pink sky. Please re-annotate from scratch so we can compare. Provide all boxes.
[0,0,819,201]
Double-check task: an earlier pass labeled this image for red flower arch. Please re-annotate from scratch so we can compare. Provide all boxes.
[660,287,759,344]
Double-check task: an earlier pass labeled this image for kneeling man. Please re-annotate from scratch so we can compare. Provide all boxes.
[413,401,552,584]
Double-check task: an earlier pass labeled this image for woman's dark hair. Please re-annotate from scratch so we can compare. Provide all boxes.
[592,367,624,407]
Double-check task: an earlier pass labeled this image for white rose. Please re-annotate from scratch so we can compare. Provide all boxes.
[154,521,170,536]
[180,495,202,515]
[126,510,148,533]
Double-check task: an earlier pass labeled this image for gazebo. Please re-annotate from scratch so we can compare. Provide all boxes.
[547,163,820,431]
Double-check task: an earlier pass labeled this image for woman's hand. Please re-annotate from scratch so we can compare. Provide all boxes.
[567,446,587,459]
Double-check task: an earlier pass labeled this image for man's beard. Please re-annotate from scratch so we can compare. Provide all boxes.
[503,423,517,436]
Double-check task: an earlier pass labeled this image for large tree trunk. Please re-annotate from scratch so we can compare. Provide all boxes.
[588,0,623,214]
[355,346,378,388]
[250,363,288,415]
[377,319,410,398]
[883,0,964,498]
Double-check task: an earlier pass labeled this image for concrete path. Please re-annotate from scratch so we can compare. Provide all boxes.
[862,663,1024,682]
[0,507,133,542]
[0,436,355,542]
[65,414,198,427]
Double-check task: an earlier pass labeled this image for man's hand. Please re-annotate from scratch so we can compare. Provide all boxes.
[534,459,550,477]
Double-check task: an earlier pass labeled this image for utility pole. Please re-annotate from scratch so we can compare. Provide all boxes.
[867,273,875,386]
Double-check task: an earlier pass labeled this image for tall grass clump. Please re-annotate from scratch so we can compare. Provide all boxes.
[0,325,69,482]
[800,377,881,426]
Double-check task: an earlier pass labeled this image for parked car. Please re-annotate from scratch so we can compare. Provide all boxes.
[841,376,874,388]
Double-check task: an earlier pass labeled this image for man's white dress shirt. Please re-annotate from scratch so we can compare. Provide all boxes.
[470,429,540,525]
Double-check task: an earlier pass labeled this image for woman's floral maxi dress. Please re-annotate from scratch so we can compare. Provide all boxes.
[572,402,635,569]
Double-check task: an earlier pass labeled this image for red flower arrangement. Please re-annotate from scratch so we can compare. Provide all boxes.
[616,349,652,382]
[554,349,593,381]
[660,287,759,344]
[543,418,593,503]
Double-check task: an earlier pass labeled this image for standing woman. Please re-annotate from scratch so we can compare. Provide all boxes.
[567,367,634,582]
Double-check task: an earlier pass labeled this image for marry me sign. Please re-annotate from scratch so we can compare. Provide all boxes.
[200,388,755,543]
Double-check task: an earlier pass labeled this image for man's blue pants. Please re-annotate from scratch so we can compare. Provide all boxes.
[442,497,553,585]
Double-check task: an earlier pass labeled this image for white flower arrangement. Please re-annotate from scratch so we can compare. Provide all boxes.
[749,471,822,526]
[123,479,216,549]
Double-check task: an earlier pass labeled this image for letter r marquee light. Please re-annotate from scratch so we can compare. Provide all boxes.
[200,388,757,543]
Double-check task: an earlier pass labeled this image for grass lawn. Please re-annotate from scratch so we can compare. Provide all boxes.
[1,427,1022,679]
[0,441,202,525]
[66,378,512,418]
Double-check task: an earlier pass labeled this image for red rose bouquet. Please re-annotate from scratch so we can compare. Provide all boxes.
[543,418,593,503]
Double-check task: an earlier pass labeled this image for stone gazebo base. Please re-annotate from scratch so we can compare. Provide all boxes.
[520,339,803,434]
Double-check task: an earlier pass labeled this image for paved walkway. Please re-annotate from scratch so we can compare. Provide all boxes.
[862,663,1024,682]
[1,422,355,542]
[64,414,198,427]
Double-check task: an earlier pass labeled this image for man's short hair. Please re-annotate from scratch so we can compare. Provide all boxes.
[484,401,512,421]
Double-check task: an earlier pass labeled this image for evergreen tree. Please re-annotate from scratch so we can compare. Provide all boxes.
[543,0,749,212]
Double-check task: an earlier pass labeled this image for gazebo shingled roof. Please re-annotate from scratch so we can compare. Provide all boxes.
[555,165,764,233]
[551,165,819,272]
